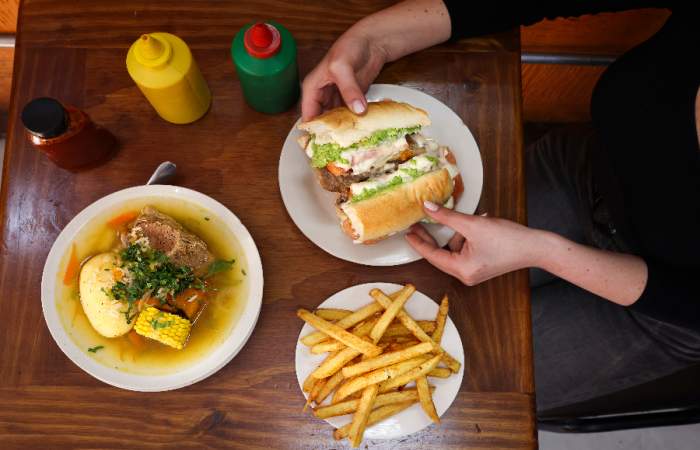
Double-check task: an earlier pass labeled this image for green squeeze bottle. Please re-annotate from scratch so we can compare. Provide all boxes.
[231,22,300,114]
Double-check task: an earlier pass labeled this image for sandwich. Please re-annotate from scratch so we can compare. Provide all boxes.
[298,100,463,244]
[297,100,431,192]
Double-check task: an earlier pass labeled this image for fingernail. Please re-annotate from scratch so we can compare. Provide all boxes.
[423,201,439,212]
[351,100,365,114]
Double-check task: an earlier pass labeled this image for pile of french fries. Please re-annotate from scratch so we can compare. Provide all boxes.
[297,284,460,447]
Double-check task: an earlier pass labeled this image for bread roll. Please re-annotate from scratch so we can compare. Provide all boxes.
[299,100,430,148]
[339,169,453,243]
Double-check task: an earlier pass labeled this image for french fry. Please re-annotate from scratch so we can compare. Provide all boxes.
[333,401,417,440]
[348,385,378,447]
[385,343,400,352]
[371,290,462,373]
[432,295,449,344]
[300,302,383,346]
[303,372,317,392]
[314,388,431,419]
[304,377,325,412]
[315,308,353,321]
[379,353,443,393]
[315,365,348,405]
[310,340,345,354]
[441,353,462,373]
[432,295,457,371]
[416,375,440,424]
[370,289,438,349]
[310,317,380,354]
[333,356,429,403]
[369,284,415,343]
[380,321,436,339]
[341,342,434,378]
[297,309,382,357]
[312,346,361,379]
[428,367,452,378]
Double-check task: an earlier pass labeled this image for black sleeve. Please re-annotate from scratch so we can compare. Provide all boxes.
[631,260,699,330]
[442,0,674,40]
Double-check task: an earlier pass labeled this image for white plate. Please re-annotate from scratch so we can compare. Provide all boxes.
[41,185,264,391]
[279,84,483,266]
[295,282,464,440]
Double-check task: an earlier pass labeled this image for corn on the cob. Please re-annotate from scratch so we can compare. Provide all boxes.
[134,307,191,350]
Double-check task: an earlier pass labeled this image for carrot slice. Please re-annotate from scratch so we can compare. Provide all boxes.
[326,163,348,176]
[107,211,138,229]
[63,244,79,285]
[127,330,146,350]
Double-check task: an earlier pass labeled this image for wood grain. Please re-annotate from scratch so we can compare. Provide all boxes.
[520,8,669,123]
[521,8,670,56]
[0,0,19,34]
[0,1,534,448]
[0,46,12,131]
[522,63,605,123]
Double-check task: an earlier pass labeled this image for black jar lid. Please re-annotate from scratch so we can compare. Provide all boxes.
[21,97,68,139]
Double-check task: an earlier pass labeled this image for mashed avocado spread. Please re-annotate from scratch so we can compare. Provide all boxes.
[311,126,421,168]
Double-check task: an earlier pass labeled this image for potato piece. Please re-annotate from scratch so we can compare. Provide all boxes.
[417,375,440,424]
[297,309,382,357]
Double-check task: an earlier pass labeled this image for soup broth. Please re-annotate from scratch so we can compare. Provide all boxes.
[56,197,248,375]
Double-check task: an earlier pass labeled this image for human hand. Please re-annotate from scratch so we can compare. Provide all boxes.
[300,30,388,121]
[405,201,544,286]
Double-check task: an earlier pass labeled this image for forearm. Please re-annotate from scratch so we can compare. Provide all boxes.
[532,231,648,306]
[349,0,451,63]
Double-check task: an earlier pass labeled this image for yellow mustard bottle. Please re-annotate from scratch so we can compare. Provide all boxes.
[126,33,211,124]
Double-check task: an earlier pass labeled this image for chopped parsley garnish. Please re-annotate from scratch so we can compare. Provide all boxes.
[310,126,421,168]
[204,217,210,221]
[241,268,247,276]
[88,345,104,353]
[106,244,205,324]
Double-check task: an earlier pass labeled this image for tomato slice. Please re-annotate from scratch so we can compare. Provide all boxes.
[326,163,348,176]
[452,174,464,203]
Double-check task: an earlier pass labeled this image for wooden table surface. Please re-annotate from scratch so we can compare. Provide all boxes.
[0,1,535,448]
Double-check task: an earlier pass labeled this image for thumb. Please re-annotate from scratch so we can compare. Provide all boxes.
[422,201,473,234]
[328,62,367,115]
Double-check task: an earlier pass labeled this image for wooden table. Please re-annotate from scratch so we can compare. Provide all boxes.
[0,1,535,448]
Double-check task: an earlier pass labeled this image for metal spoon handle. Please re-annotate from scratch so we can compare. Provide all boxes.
[147,161,177,185]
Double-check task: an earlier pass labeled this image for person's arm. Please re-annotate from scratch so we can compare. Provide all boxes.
[533,229,648,306]
[301,0,452,120]
[407,202,648,306]
[352,0,452,64]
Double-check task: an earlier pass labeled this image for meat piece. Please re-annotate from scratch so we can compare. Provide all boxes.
[315,167,368,193]
[129,206,213,273]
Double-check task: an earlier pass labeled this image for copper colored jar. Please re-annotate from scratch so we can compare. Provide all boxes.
[21,97,117,171]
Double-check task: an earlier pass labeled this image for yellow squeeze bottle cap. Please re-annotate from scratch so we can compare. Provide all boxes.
[134,34,172,67]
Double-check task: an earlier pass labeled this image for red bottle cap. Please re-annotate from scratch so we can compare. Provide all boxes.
[244,23,281,59]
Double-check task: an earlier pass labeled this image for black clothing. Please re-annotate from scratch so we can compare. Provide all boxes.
[444,0,700,329]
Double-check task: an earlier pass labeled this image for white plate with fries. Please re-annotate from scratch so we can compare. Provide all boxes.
[279,84,483,266]
[295,282,464,445]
